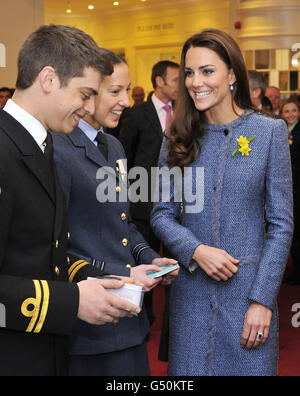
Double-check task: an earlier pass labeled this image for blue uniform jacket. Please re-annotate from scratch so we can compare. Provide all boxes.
[53,127,159,355]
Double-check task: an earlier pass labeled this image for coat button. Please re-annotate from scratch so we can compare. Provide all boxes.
[121,213,127,221]
[224,129,229,136]
[126,264,132,268]
[55,240,59,248]
[0,186,2,195]
[116,186,121,193]
[67,232,71,240]
[122,238,128,247]
[55,266,60,276]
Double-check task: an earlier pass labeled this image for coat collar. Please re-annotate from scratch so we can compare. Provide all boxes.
[0,109,57,204]
[67,126,119,181]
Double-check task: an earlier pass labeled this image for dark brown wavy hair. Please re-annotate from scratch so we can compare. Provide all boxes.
[166,29,253,168]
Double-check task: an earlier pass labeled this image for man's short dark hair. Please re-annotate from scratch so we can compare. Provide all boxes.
[16,24,113,89]
[0,87,11,93]
[248,70,267,100]
[151,60,179,89]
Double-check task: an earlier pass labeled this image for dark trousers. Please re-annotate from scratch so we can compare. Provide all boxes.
[69,342,150,376]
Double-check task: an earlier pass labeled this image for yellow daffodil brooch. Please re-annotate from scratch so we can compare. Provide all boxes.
[232,135,256,157]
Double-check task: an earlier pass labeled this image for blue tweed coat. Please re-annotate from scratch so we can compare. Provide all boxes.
[151,110,293,376]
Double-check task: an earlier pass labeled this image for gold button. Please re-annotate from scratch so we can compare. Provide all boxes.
[67,256,70,264]
[55,240,59,248]
[67,232,71,240]
[116,186,121,193]
[126,264,132,269]
[121,213,127,221]
[0,186,2,195]
[55,266,60,276]
[122,238,128,247]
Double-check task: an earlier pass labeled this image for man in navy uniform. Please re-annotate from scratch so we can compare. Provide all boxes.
[0,25,141,376]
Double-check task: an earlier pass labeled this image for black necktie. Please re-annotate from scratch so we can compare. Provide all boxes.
[44,132,53,163]
[95,132,108,160]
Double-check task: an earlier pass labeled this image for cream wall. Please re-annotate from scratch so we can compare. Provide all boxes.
[0,0,44,87]
[238,0,300,50]
[45,0,232,97]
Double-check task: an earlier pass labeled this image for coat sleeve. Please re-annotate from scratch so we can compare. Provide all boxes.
[150,138,203,271]
[0,170,79,336]
[248,119,294,310]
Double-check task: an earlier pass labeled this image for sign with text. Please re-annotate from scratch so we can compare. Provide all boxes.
[135,20,176,37]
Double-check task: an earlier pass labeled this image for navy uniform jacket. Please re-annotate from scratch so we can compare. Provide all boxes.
[53,127,159,355]
[0,109,104,376]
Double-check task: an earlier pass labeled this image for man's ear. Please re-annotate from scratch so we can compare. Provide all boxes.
[39,66,57,93]
[253,88,262,99]
[156,75,165,89]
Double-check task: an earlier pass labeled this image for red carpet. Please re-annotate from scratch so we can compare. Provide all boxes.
[147,278,300,376]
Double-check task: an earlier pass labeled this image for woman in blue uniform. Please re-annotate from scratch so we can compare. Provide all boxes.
[151,29,293,376]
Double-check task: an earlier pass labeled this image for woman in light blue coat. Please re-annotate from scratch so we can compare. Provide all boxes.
[151,29,293,376]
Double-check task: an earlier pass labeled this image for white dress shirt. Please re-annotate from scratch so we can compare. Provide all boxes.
[3,99,47,152]
[151,93,173,131]
[79,118,104,146]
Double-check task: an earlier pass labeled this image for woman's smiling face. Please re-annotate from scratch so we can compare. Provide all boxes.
[184,46,236,120]
[281,102,300,127]
[93,62,131,128]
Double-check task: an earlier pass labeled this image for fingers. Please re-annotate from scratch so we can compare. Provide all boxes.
[97,278,125,289]
[152,258,178,266]
[207,258,239,282]
[241,327,267,349]
[194,245,239,282]
[77,279,141,326]
[241,304,272,349]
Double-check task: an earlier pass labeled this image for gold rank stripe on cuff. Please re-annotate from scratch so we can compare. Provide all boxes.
[21,280,50,334]
[68,259,89,283]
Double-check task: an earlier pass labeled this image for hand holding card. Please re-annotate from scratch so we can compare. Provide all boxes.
[146,264,180,279]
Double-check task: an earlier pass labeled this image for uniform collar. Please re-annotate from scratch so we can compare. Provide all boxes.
[3,99,47,149]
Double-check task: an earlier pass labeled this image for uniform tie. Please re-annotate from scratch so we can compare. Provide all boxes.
[95,132,108,160]
[163,104,172,131]
[44,132,53,163]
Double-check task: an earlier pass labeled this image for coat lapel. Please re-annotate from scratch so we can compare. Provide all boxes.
[144,99,164,143]
[53,164,65,240]
[21,156,56,204]
[0,110,56,203]
[68,127,119,181]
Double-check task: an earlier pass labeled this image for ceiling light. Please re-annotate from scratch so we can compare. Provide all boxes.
[88,5,94,10]
[113,1,119,5]
[66,1,72,13]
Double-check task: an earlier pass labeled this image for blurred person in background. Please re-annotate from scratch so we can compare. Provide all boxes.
[131,86,145,106]
[266,86,281,116]
[0,87,12,107]
[280,98,300,285]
